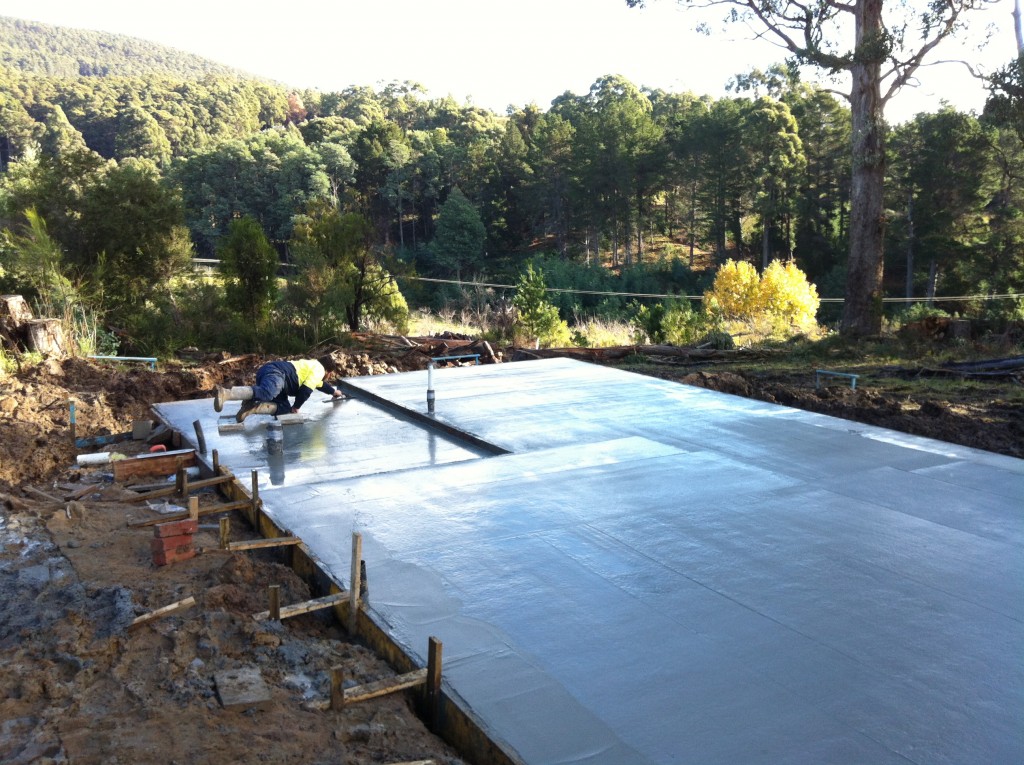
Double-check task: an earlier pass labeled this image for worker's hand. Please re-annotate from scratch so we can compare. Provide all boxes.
[332,390,344,399]
[291,407,300,414]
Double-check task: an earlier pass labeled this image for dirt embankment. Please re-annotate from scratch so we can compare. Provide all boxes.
[0,349,463,765]
[676,368,1023,459]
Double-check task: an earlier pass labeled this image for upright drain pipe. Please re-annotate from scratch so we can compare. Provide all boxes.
[426,361,436,414]
[266,420,284,454]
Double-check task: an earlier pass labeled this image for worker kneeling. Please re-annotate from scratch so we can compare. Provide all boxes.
[214,359,344,422]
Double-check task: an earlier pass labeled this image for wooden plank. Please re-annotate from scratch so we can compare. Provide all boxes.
[227,536,303,552]
[113,449,195,481]
[269,585,281,621]
[219,415,307,434]
[63,483,101,501]
[427,636,443,731]
[128,595,196,630]
[127,499,251,527]
[307,668,428,712]
[23,486,63,504]
[349,532,362,634]
[125,474,233,503]
[345,668,428,704]
[253,590,349,622]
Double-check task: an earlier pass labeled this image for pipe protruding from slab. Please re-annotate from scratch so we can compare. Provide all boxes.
[266,420,283,455]
[426,361,436,414]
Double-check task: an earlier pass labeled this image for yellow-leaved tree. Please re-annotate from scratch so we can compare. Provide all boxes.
[706,259,820,340]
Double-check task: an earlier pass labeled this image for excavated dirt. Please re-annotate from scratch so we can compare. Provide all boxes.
[0,349,462,765]
[0,345,1021,764]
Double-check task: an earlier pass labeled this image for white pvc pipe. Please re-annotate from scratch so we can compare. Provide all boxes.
[76,452,111,466]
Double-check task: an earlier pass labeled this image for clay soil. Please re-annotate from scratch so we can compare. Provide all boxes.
[1,343,1021,764]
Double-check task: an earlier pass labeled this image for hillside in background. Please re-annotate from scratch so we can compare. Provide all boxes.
[0,15,257,80]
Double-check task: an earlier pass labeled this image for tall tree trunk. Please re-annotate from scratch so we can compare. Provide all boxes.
[905,193,915,299]
[841,0,887,336]
[397,196,404,248]
[926,258,938,303]
[761,214,771,270]
[689,179,697,267]
[1015,0,1023,52]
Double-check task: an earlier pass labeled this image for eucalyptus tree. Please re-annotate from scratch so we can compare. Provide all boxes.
[217,215,279,328]
[985,53,1024,141]
[349,119,412,242]
[174,126,331,256]
[887,108,993,300]
[556,76,663,267]
[431,187,486,280]
[785,86,851,284]
[980,58,1024,298]
[628,0,1001,335]
[528,112,576,258]
[691,97,751,262]
[742,97,806,269]
[287,205,408,336]
[113,97,172,167]
[480,118,535,257]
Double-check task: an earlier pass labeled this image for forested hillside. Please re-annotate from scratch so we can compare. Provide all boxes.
[0,14,1021,358]
[0,15,253,79]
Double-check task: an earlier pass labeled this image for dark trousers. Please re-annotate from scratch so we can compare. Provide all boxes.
[252,361,294,416]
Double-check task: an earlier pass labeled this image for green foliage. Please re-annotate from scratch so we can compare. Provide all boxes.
[286,207,409,341]
[174,128,332,256]
[82,158,194,318]
[0,19,1017,354]
[895,303,951,325]
[630,298,714,345]
[0,16,255,79]
[0,207,81,309]
[512,264,572,347]
[217,216,279,328]
[431,187,486,279]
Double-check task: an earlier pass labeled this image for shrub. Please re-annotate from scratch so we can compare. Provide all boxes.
[706,259,820,340]
[631,298,718,346]
[512,264,572,348]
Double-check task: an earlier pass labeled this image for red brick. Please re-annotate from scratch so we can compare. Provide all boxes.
[150,535,193,555]
[153,519,198,538]
[152,547,196,566]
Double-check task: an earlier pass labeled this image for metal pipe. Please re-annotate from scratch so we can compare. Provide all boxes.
[426,361,435,414]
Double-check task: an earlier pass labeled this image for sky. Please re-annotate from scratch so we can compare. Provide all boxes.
[0,0,1018,124]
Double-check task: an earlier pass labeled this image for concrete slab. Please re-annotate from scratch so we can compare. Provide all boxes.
[214,666,272,709]
[155,358,1024,764]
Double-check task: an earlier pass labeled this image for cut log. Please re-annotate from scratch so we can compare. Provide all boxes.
[0,294,32,331]
[113,449,196,481]
[26,318,67,357]
[940,355,1024,372]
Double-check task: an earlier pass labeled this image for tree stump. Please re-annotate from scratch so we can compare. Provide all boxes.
[0,294,33,350]
[950,319,971,341]
[26,319,67,357]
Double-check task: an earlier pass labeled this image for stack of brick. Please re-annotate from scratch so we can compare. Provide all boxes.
[151,518,197,566]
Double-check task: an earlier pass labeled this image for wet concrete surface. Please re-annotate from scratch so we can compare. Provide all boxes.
[155,358,1024,764]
